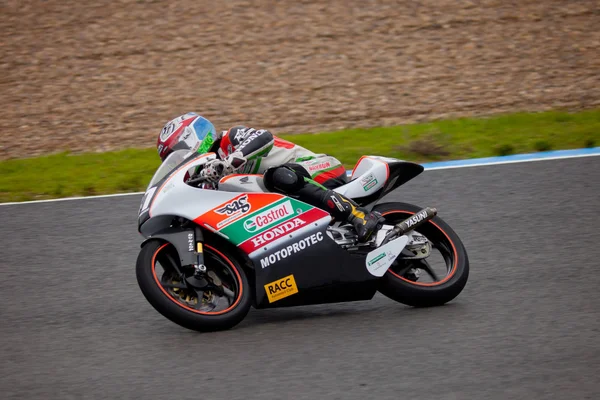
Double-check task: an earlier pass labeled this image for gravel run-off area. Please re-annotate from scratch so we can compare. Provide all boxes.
[1,0,599,160]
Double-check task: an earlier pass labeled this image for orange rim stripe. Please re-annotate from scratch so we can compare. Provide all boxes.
[382,210,458,287]
[151,243,244,315]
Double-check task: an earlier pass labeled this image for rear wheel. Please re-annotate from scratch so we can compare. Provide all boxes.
[374,202,469,307]
[136,240,251,331]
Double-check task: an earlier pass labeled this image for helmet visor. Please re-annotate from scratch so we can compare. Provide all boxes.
[192,117,217,155]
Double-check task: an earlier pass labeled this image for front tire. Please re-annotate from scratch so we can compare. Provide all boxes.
[374,202,469,307]
[136,240,251,332]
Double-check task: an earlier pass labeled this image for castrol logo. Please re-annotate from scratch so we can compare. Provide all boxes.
[243,201,294,232]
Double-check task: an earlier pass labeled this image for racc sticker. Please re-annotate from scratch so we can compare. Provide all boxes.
[264,274,298,303]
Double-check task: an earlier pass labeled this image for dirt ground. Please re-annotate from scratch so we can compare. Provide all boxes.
[1,0,599,160]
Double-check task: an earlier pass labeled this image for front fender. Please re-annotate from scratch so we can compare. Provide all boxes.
[140,225,204,267]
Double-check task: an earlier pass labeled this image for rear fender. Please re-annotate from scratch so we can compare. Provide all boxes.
[378,159,424,194]
[345,156,424,208]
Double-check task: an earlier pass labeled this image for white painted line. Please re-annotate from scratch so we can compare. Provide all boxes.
[423,152,600,171]
[418,147,600,170]
[1,148,599,206]
[0,191,144,206]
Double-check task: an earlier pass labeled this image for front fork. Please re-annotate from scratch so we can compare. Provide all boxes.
[188,228,231,298]
[142,225,228,296]
[192,226,207,276]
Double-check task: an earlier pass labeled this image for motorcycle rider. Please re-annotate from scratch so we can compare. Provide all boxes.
[156,112,384,242]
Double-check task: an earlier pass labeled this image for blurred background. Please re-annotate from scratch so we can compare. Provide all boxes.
[2,0,599,160]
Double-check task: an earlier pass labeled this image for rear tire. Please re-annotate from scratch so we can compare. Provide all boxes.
[136,240,251,332]
[374,202,469,307]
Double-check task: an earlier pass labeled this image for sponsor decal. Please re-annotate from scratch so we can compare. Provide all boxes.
[160,122,177,141]
[251,217,306,247]
[264,274,298,303]
[215,195,251,216]
[217,198,328,246]
[360,173,378,192]
[366,250,395,274]
[214,195,253,228]
[260,232,323,268]
[239,176,251,184]
[187,233,194,252]
[238,208,327,253]
[234,128,250,142]
[330,195,346,212]
[367,252,386,266]
[364,180,378,191]
[197,193,290,233]
[237,130,265,151]
[308,161,331,172]
[365,236,408,277]
[243,200,293,232]
[405,210,428,228]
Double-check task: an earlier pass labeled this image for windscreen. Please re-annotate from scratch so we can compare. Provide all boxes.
[147,149,192,189]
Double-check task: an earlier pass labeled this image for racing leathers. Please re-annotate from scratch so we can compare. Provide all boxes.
[203,126,384,242]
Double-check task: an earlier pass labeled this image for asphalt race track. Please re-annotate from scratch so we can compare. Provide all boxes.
[1,157,599,400]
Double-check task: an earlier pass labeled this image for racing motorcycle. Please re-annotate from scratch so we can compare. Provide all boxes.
[136,150,469,331]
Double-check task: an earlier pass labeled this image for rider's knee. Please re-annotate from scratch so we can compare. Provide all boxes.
[264,166,304,193]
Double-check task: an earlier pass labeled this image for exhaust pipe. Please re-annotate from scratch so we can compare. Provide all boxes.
[380,207,437,245]
[394,207,437,235]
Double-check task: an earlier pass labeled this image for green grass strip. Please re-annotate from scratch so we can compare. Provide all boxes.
[0,149,160,203]
[1,109,598,203]
[287,109,599,163]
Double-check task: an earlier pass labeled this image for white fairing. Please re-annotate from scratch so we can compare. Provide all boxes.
[365,235,409,277]
[218,175,268,193]
[334,156,396,199]
[141,152,244,222]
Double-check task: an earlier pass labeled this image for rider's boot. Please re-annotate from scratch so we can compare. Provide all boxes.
[332,192,385,242]
[296,183,384,242]
[345,199,385,243]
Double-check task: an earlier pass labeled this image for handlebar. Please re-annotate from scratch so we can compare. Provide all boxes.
[186,173,210,186]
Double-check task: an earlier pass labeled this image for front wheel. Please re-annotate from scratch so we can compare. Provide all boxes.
[374,202,469,307]
[136,240,251,332]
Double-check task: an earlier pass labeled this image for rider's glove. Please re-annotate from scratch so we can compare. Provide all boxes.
[200,159,230,182]
[224,151,247,171]
[200,152,247,183]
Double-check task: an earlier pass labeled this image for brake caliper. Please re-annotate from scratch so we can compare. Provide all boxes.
[401,232,431,259]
